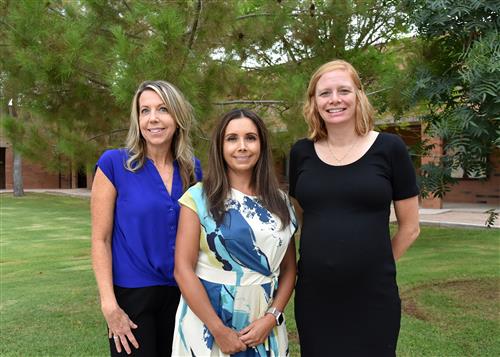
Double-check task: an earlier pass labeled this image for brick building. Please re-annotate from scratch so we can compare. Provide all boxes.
[0,135,91,190]
[1,127,498,208]
[383,122,499,208]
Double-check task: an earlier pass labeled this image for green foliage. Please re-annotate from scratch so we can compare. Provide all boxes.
[419,160,457,198]
[484,208,499,228]
[404,0,500,196]
[1,0,413,170]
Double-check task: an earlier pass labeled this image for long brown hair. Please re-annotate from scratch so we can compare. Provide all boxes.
[125,80,197,190]
[303,59,375,141]
[203,108,291,228]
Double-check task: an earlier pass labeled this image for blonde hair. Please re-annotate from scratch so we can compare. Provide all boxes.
[303,59,374,141]
[125,80,197,190]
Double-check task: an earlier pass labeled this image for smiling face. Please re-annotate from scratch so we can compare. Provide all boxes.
[138,89,177,151]
[222,117,261,178]
[315,69,357,127]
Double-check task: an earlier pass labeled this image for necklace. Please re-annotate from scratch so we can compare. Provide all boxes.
[326,137,358,164]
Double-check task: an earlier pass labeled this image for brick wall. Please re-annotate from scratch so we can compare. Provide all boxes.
[382,123,444,208]
[380,124,421,148]
[444,148,500,205]
[3,145,72,189]
[383,124,499,207]
[419,131,444,209]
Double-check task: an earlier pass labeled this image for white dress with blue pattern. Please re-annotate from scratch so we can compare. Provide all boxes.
[172,182,297,357]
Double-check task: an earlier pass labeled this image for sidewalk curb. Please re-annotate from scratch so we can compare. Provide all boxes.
[3,189,499,229]
[419,220,498,229]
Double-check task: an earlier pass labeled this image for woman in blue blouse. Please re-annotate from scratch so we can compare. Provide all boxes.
[91,80,202,356]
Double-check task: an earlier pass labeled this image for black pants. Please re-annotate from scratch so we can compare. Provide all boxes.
[109,285,180,357]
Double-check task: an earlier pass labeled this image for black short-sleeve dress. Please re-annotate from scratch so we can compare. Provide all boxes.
[288,133,419,357]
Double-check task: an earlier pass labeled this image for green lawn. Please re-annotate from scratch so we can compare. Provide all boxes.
[1,193,498,356]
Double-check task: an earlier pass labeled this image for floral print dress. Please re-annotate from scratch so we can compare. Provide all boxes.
[172,183,297,357]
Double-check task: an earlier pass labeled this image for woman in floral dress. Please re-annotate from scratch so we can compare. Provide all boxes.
[172,109,297,356]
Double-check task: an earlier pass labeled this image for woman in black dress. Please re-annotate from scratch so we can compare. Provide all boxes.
[289,60,420,356]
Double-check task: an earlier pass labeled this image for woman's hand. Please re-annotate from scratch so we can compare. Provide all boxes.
[92,169,138,355]
[175,206,247,354]
[212,325,247,354]
[103,304,139,355]
[238,314,276,348]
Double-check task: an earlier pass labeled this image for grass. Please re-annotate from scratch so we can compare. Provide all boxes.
[1,193,499,356]
[0,193,103,356]
[395,226,499,356]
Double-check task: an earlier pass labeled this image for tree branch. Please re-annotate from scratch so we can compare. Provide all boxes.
[186,0,202,51]
[281,36,299,64]
[236,13,272,20]
[0,19,30,44]
[353,15,371,49]
[47,6,67,19]
[179,0,202,74]
[87,128,127,141]
[367,87,392,96]
[213,100,286,105]
[353,3,388,49]
[360,21,386,48]
[77,67,110,89]
[121,0,132,13]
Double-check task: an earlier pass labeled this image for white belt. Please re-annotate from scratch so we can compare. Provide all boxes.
[196,262,278,287]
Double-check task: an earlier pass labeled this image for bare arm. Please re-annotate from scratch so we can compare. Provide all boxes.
[239,238,297,347]
[392,195,420,261]
[290,196,303,227]
[91,168,138,354]
[270,238,297,312]
[174,206,247,354]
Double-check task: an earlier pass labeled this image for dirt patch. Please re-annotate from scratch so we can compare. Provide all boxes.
[288,330,299,344]
[434,279,499,301]
[400,277,499,321]
[401,297,429,321]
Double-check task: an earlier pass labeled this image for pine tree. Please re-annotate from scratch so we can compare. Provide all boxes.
[1,0,413,171]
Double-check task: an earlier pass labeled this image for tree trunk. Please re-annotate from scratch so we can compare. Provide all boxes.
[13,151,23,197]
[8,99,24,197]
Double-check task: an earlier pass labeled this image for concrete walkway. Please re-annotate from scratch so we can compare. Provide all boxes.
[389,202,499,229]
[416,206,499,229]
[2,189,499,229]
[0,188,92,198]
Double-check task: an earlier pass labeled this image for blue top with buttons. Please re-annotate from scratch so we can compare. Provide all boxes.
[96,149,202,288]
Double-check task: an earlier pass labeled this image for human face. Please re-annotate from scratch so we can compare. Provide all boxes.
[315,70,357,126]
[138,90,177,150]
[223,117,261,177]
